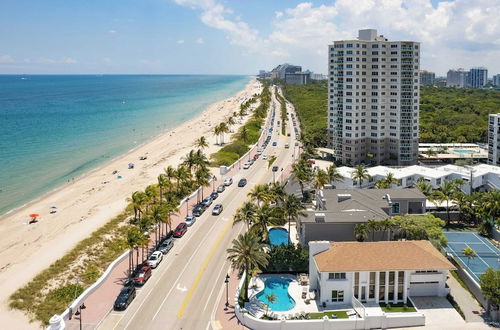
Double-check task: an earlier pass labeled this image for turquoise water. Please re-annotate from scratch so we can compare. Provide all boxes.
[453,149,474,155]
[256,277,296,311]
[269,228,289,246]
[0,75,249,215]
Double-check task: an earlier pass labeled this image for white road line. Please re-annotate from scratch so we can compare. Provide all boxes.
[474,232,500,254]
[203,262,228,312]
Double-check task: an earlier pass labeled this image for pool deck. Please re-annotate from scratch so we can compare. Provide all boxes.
[246,274,358,320]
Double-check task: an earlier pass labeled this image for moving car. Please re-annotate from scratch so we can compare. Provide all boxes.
[201,197,213,208]
[184,215,196,226]
[238,178,247,187]
[158,237,174,254]
[272,142,277,146]
[133,265,152,286]
[217,184,226,193]
[173,222,188,237]
[114,283,136,310]
[212,204,223,215]
[243,163,250,170]
[147,251,163,268]
[210,192,219,200]
[285,144,290,149]
[192,204,206,217]
[262,154,268,160]
[272,166,279,172]
[223,177,233,186]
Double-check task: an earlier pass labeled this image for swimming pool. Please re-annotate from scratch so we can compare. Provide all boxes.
[268,228,289,246]
[453,149,474,155]
[256,277,296,311]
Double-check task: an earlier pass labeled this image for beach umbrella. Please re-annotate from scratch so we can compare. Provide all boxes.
[50,206,57,209]
[29,213,39,218]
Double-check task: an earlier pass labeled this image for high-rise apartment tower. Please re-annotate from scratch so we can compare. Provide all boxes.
[488,114,500,166]
[328,29,420,166]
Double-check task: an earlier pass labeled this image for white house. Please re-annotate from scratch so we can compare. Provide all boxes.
[309,241,455,307]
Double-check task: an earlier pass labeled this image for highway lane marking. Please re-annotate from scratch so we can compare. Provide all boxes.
[202,261,229,312]
[177,283,187,292]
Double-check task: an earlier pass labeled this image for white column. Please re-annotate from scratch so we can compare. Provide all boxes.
[375,271,380,303]
[394,271,399,303]
[403,271,409,303]
[384,271,389,303]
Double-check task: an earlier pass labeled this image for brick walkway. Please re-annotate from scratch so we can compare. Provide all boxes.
[213,269,248,330]
[447,274,488,323]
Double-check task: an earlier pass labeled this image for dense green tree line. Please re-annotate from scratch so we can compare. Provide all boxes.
[283,81,500,147]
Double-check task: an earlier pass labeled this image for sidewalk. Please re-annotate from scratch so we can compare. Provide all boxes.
[213,269,248,329]
[447,274,488,323]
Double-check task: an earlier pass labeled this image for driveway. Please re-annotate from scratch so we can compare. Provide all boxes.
[397,297,492,330]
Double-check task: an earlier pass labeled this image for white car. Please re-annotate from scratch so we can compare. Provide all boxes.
[262,154,268,160]
[147,251,163,268]
[224,177,233,186]
[243,163,250,169]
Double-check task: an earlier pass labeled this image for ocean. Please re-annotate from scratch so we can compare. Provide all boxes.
[0,75,250,215]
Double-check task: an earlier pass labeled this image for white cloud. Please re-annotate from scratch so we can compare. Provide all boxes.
[196,37,205,44]
[174,0,500,74]
[108,29,117,34]
[62,57,77,64]
[177,39,185,44]
[0,55,14,63]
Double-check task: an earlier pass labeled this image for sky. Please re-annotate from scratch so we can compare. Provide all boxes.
[0,0,499,76]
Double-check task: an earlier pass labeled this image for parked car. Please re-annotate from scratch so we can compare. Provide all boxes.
[147,251,163,268]
[285,144,290,149]
[133,265,152,286]
[173,222,188,237]
[262,154,268,160]
[210,192,219,200]
[248,158,255,165]
[224,177,233,186]
[272,142,277,146]
[272,166,279,172]
[114,283,136,310]
[212,204,223,215]
[184,215,196,226]
[201,197,213,208]
[238,178,247,187]
[243,163,250,169]
[295,142,299,146]
[217,184,226,193]
[253,154,259,160]
[193,204,206,217]
[158,237,174,254]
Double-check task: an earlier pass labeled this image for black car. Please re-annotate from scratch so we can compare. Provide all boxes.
[114,283,136,311]
[238,178,247,187]
[210,192,219,200]
[193,204,206,217]
[201,197,213,208]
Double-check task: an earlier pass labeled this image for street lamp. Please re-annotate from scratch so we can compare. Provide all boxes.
[186,197,190,216]
[74,303,86,330]
[212,175,217,192]
[224,274,230,310]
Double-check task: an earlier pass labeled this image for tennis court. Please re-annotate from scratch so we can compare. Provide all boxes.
[443,232,500,283]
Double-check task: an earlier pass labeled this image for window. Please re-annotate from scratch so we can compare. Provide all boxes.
[398,271,404,300]
[391,202,400,214]
[331,290,344,302]
[354,272,359,299]
[328,272,346,280]
[369,272,376,299]
[388,271,395,300]
[379,272,386,298]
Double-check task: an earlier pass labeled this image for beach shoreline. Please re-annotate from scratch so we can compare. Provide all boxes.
[0,77,261,328]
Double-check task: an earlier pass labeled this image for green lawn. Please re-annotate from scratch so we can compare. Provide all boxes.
[308,310,349,319]
[379,302,417,313]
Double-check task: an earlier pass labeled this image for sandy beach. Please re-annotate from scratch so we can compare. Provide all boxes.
[0,78,261,328]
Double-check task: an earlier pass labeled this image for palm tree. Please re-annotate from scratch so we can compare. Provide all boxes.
[195,166,211,200]
[326,165,343,187]
[354,223,369,242]
[226,232,269,302]
[193,149,209,171]
[269,182,287,206]
[127,191,147,221]
[175,166,191,193]
[367,219,380,241]
[379,218,394,241]
[239,126,250,143]
[462,246,476,265]
[351,165,370,188]
[414,177,433,197]
[248,184,271,206]
[264,293,277,316]
[194,136,209,150]
[252,203,284,241]
[213,125,221,145]
[292,160,312,198]
[219,123,229,145]
[233,202,257,229]
[384,172,398,187]
[227,116,236,132]
[282,194,306,244]
[126,226,143,276]
[432,181,460,226]
[483,190,500,219]
[313,168,329,191]
[164,165,177,182]
[157,174,171,202]
[161,202,177,234]
[149,205,164,247]
[182,149,198,173]
[374,179,391,189]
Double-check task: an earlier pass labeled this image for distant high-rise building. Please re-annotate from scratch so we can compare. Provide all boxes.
[419,70,435,85]
[328,29,420,166]
[488,113,500,166]
[285,72,310,85]
[492,74,500,87]
[446,69,468,88]
[469,67,488,88]
[270,63,302,79]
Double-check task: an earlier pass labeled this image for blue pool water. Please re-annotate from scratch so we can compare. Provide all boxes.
[268,228,289,246]
[453,149,474,154]
[256,277,296,311]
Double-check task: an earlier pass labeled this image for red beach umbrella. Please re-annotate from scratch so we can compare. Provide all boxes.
[29,213,39,218]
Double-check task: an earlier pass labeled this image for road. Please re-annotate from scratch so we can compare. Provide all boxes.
[98,86,297,330]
